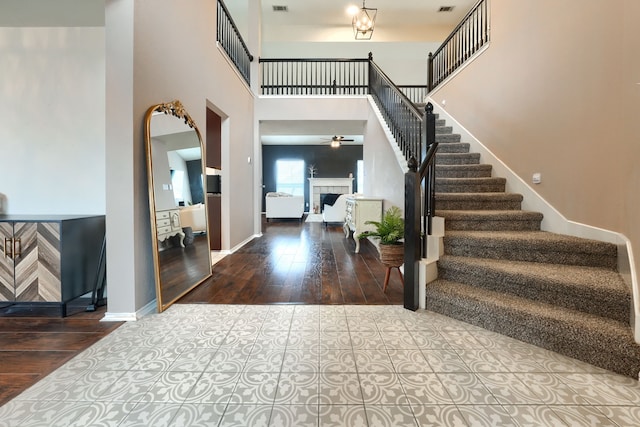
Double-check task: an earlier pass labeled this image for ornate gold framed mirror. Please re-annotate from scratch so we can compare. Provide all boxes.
[144,100,212,312]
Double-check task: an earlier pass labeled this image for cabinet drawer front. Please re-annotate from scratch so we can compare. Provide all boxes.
[15,222,61,302]
[156,211,170,220]
[157,225,172,235]
[157,218,171,228]
[0,222,14,301]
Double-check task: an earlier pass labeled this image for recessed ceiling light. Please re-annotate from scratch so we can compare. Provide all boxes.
[272,5,288,12]
[438,6,455,12]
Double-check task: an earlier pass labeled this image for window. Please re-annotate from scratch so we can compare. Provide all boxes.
[276,159,305,196]
[357,160,364,194]
[170,169,185,204]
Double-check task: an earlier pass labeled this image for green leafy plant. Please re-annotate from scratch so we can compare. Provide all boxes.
[357,206,404,245]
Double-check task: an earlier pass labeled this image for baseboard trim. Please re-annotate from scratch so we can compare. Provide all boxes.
[230,234,261,254]
[101,299,157,322]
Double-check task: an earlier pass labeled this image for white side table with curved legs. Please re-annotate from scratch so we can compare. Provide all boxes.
[343,196,383,253]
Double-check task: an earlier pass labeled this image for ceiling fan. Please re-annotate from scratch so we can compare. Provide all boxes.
[321,135,355,147]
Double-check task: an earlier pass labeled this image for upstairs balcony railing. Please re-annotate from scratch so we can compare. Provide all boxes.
[217,0,253,85]
[259,58,370,95]
[428,0,490,91]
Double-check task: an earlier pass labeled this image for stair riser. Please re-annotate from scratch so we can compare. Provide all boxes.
[435,134,461,143]
[436,184,506,193]
[443,238,618,269]
[436,154,480,165]
[436,200,522,210]
[436,143,470,154]
[435,167,493,178]
[437,263,630,323]
[443,219,541,231]
[436,126,453,134]
[425,294,640,378]
[438,142,469,154]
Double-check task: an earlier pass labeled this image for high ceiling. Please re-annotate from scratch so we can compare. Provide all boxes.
[0,0,475,32]
[1,0,476,145]
[255,0,476,42]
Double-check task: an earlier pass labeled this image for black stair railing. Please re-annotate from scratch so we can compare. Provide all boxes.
[398,85,428,105]
[428,0,490,91]
[217,0,253,85]
[368,54,425,164]
[404,103,438,310]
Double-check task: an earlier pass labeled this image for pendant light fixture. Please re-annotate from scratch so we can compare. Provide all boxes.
[351,0,377,40]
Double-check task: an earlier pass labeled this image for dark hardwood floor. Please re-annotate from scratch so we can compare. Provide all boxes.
[0,302,123,406]
[177,218,404,305]
[0,216,402,407]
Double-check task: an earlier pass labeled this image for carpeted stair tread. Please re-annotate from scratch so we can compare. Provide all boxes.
[435,133,461,143]
[436,126,453,134]
[436,177,506,193]
[437,255,630,323]
[443,230,618,269]
[436,210,543,231]
[435,164,493,178]
[426,279,640,377]
[436,142,470,153]
[435,192,523,210]
[436,210,541,221]
[436,152,480,165]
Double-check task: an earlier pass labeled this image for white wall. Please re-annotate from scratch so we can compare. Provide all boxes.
[152,140,179,211]
[0,27,105,215]
[363,102,405,212]
[105,0,257,316]
[431,0,640,276]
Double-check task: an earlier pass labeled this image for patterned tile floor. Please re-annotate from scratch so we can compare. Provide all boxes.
[2,304,640,426]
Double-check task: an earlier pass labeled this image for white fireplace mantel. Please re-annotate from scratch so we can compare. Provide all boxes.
[308,178,354,212]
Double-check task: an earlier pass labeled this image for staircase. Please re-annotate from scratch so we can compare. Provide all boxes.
[425,117,640,378]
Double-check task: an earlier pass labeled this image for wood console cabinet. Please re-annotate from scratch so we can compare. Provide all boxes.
[0,215,105,316]
[343,196,383,253]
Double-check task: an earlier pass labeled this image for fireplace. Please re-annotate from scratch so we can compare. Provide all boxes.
[319,193,341,212]
[308,178,353,212]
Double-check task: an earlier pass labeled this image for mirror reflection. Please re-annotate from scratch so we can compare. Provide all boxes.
[145,100,212,312]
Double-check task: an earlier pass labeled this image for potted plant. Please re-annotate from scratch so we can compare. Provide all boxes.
[357,206,405,268]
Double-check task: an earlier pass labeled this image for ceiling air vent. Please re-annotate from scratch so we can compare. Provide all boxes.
[272,5,288,12]
[438,6,455,12]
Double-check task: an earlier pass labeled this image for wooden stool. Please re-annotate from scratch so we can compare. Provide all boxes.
[383,265,404,292]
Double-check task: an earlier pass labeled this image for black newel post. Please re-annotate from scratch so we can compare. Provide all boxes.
[404,156,421,311]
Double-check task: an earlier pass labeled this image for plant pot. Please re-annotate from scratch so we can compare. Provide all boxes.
[379,243,404,267]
